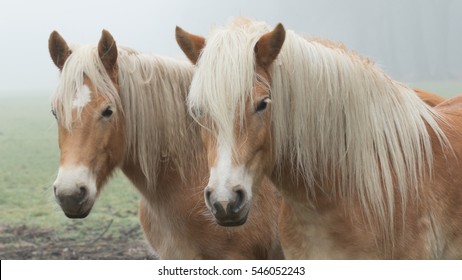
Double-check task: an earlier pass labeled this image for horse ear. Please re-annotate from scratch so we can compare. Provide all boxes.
[254,23,286,69]
[175,26,205,64]
[49,31,71,70]
[98,29,118,73]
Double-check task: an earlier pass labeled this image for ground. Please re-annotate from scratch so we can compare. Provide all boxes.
[0,224,156,260]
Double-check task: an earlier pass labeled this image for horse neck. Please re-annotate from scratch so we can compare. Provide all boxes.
[270,157,329,206]
[117,53,205,203]
[121,152,206,205]
[271,32,439,192]
[269,32,447,250]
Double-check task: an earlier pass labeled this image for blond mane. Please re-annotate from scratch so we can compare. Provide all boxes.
[52,44,201,187]
[188,18,449,250]
[188,19,270,146]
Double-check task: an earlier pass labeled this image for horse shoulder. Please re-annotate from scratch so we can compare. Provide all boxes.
[435,94,462,113]
[427,94,462,258]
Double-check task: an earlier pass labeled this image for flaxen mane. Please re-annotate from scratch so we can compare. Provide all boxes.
[187,18,449,250]
[53,44,201,187]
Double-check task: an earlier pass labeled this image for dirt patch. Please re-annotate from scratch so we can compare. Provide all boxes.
[0,224,157,260]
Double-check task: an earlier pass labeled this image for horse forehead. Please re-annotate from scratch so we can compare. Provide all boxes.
[72,84,92,108]
[71,79,106,109]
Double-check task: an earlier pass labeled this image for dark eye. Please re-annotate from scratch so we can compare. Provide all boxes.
[51,109,57,120]
[256,97,271,113]
[101,106,113,118]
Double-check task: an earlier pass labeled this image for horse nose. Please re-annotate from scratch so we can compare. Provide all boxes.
[211,190,245,217]
[229,188,246,214]
[54,184,88,210]
[205,185,248,226]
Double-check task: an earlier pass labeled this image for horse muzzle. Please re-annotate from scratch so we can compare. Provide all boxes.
[53,166,97,219]
[54,184,94,219]
[205,185,250,227]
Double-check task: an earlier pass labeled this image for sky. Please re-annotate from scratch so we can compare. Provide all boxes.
[0,0,461,94]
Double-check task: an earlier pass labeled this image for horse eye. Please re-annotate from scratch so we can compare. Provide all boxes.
[256,97,271,112]
[51,109,57,120]
[101,107,113,118]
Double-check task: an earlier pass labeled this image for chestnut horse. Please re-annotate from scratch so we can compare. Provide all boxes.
[414,88,446,107]
[49,30,282,259]
[176,18,462,259]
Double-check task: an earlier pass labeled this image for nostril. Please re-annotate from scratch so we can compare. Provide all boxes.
[78,186,87,201]
[212,201,226,217]
[231,189,246,214]
[205,189,212,203]
[205,189,213,209]
[53,185,57,196]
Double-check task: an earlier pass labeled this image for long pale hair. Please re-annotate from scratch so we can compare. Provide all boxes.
[187,18,449,250]
[53,44,202,188]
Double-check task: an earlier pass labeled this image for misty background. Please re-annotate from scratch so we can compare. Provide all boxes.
[0,0,461,262]
[0,0,461,95]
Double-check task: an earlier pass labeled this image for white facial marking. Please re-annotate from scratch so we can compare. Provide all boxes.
[208,139,253,201]
[72,85,92,108]
[53,165,97,199]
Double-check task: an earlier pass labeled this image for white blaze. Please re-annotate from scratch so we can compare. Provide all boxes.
[208,139,253,201]
[72,85,92,108]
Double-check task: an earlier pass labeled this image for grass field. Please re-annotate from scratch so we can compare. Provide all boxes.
[0,93,145,258]
[0,81,461,258]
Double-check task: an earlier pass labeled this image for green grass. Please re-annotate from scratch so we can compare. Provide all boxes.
[0,93,141,239]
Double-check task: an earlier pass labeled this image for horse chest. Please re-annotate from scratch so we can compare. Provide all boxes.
[279,199,380,259]
[140,199,201,259]
[279,202,347,259]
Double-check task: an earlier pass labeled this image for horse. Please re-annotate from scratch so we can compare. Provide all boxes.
[48,29,283,259]
[413,88,446,107]
[176,18,462,259]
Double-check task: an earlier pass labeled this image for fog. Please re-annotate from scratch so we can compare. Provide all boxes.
[0,0,460,94]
